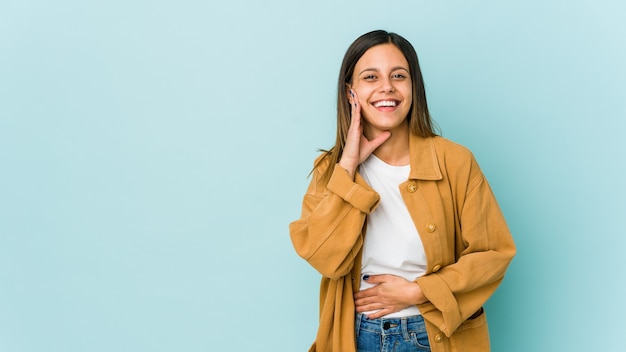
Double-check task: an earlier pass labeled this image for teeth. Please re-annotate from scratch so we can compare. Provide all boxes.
[374,100,397,107]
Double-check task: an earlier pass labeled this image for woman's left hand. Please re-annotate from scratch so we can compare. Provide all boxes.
[354,274,428,319]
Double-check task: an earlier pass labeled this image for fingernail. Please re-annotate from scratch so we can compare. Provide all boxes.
[362,274,369,281]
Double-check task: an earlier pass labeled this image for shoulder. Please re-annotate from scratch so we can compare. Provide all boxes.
[309,151,336,189]
[312,152,332,174]
[430,136,484,183]
[431,136,475,160]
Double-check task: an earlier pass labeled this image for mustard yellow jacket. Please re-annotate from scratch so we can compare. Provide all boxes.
[290,135,516,352]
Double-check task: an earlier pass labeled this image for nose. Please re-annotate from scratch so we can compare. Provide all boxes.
[379,77,394,93]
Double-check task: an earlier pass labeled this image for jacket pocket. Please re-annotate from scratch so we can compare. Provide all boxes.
[449,308,490,351]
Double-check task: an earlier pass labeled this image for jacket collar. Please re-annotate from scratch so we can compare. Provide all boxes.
[408,134,443,181]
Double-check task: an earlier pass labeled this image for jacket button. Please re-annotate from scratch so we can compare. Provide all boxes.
[434,333,443,343]
[432,264,442,272]
[426,223,436,232]
[407,182,417,192]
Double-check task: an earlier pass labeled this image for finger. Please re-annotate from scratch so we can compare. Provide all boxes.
[360,131,391,155]
[354,296,375,309]
[365,274,397,284]
[363,274,391,284]
[369,130,391,149]
[346,92,362,145]
[358,132,392,164]
[367,309,392,320]
[355,288,382,303]
[356,302,383,313]
[350,89,358,109]
[354,286,377,300]
[354,294,385,309]
[350,89,360,124]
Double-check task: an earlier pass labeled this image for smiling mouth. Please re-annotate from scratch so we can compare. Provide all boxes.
[373,100,399,108]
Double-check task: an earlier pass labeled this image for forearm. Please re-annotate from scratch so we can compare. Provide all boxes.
[416,240,515,335]
[416,174,515,335]
[409,281,428,305]
[290,163,380,279]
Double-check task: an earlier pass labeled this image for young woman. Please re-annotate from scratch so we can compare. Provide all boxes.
[290,30,515,352]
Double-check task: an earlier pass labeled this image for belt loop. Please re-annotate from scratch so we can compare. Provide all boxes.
[401,317,410,341]
[355,313,363,338]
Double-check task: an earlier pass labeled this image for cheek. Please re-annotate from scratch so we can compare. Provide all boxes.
[404,96,413,110]
[402,87,413,109]
[352,87,370,105]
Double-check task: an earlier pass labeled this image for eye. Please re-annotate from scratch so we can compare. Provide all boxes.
[363,74,377,80]
[392,73,407,79]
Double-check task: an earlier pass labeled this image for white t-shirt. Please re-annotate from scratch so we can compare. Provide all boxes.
[359,154,427,318]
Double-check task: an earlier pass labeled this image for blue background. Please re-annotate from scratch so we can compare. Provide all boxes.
[1,0,625,351]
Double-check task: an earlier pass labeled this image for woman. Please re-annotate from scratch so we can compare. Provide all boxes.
[289,30,515,352]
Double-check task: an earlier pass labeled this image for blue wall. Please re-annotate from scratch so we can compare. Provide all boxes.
[1,1,624,351]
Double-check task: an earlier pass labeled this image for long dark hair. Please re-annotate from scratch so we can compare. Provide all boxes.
[317,30,437,185]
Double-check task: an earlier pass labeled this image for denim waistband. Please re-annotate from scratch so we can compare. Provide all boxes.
[355,313,426,337]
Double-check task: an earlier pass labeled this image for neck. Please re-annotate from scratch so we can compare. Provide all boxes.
[366,123,410,166]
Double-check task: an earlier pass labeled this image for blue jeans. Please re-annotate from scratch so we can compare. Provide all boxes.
[355,313,431,352]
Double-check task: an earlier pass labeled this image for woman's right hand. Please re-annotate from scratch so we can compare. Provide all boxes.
[339,89,391,179]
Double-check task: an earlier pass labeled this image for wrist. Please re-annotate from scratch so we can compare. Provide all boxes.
[338,160,356,180]
[412,282,427,305]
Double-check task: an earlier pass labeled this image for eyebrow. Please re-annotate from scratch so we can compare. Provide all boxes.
[358,66,410,75]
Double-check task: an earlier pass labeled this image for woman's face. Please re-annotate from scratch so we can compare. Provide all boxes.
[349,43,412,138]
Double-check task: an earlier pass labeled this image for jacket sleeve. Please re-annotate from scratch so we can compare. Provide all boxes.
[416,156,516,337]
[289,158,380,280]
